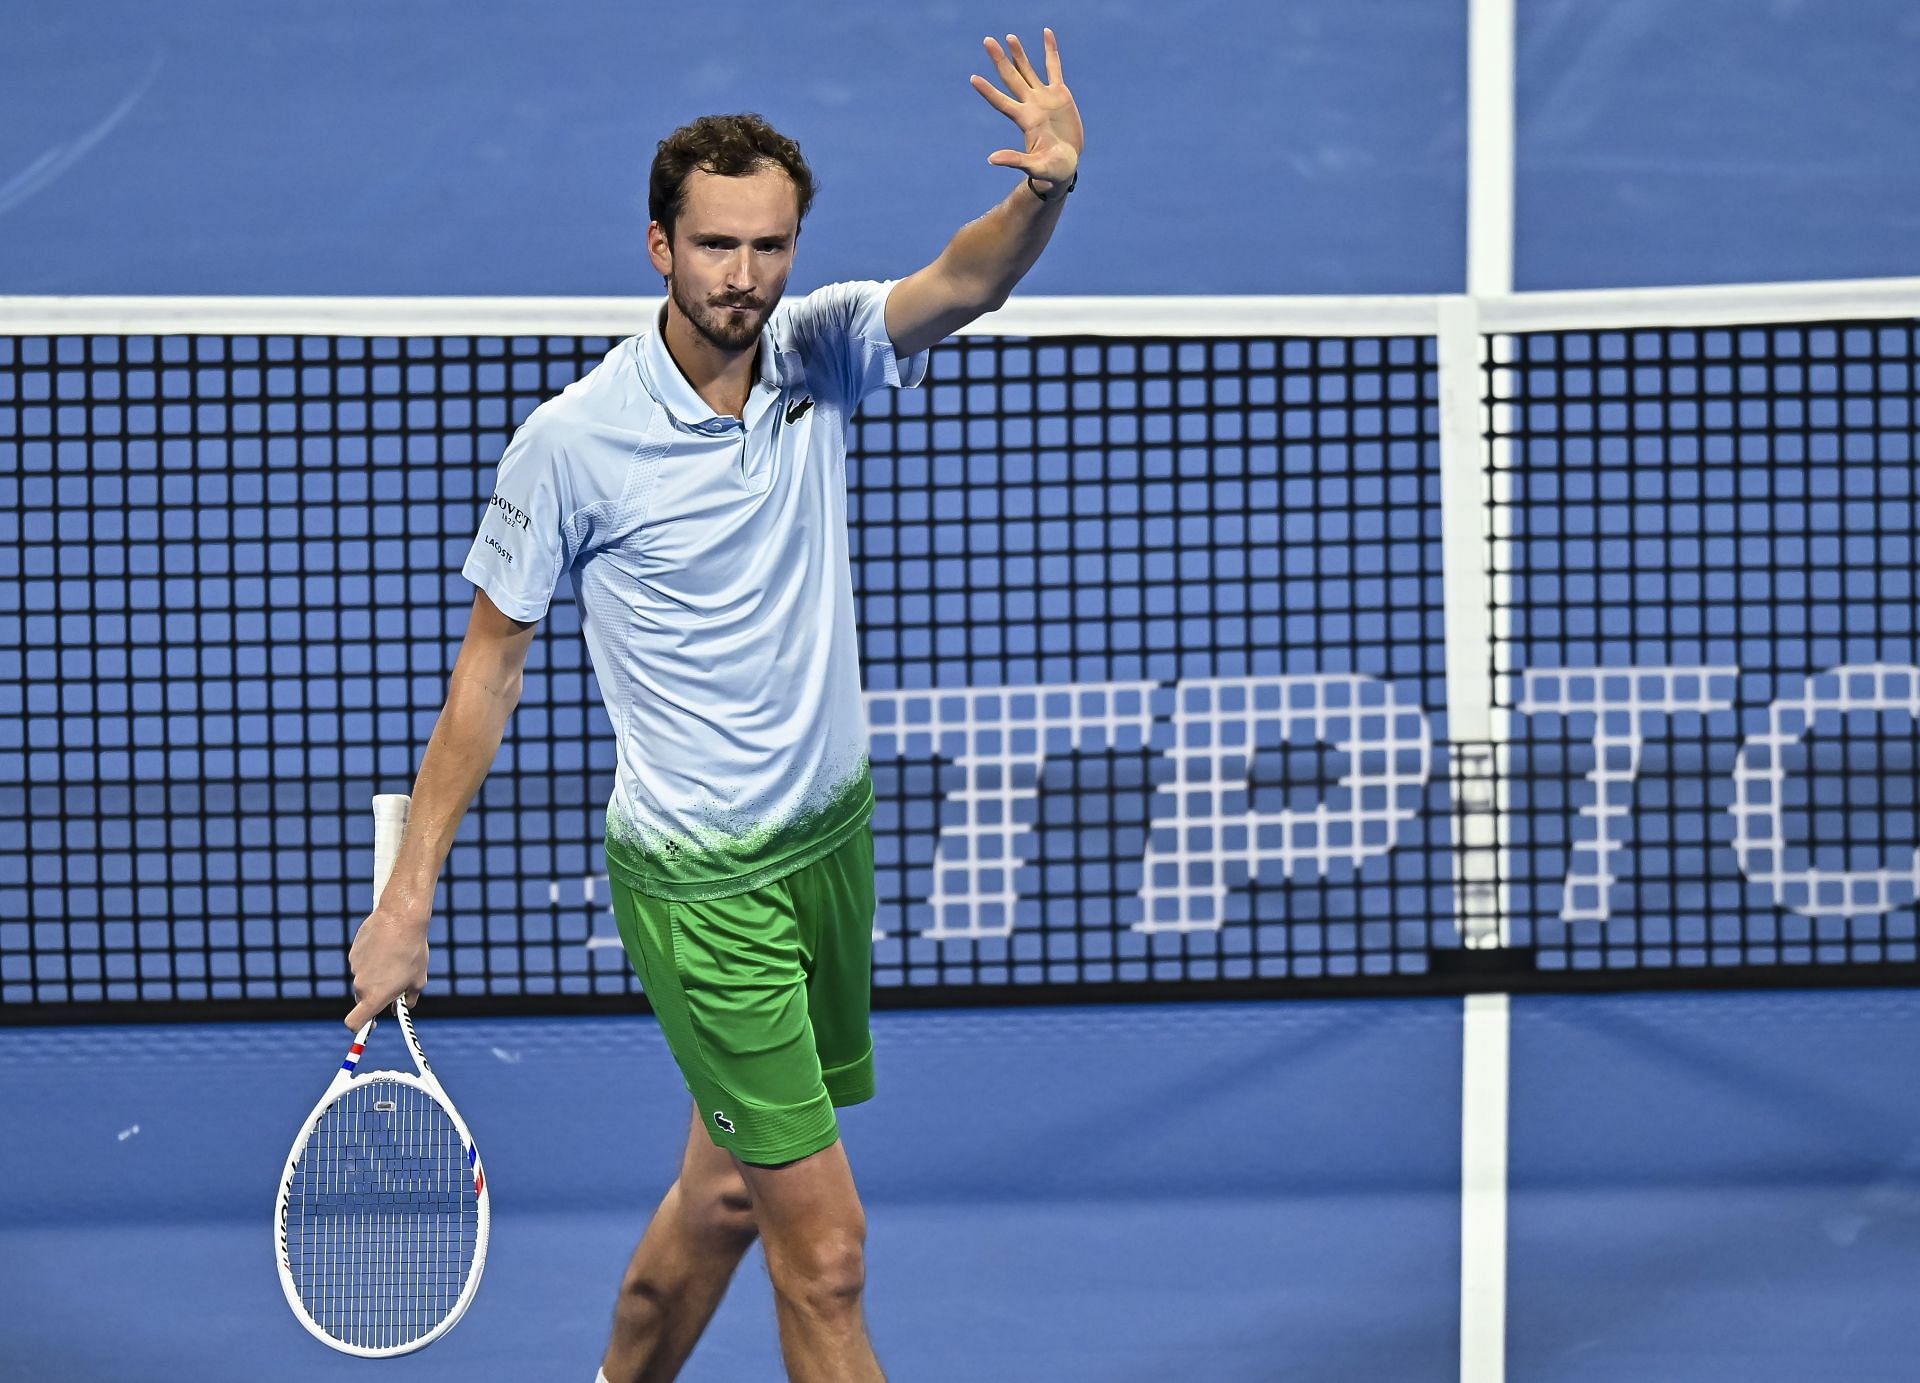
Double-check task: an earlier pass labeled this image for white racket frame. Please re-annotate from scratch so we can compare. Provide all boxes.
[272,793,490,1357]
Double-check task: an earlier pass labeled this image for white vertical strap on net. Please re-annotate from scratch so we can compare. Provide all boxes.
[1438,296,1505,950]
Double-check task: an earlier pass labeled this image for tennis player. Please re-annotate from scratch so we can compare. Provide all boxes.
[345,28,1081,1383]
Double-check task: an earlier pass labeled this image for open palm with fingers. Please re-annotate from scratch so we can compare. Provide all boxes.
[971,28,1084,191]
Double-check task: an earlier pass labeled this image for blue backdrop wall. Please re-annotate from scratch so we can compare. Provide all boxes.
[5,0,1910,298]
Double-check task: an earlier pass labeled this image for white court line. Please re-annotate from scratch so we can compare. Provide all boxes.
[1460,0,1513,1377]
[1467,0,1515,300]
[1442,296,1512,1380]
[1461,992,1511,1383]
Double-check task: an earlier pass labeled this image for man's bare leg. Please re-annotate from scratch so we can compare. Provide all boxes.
[600,1103,760,1383]
[735,1138,886,1383]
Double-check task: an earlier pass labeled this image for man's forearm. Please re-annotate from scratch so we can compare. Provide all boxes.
[935,178,1071,313]
[381,663,522,925]
[887,29,1082,355]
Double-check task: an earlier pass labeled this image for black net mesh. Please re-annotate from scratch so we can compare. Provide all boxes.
[1489,317,1920,975]
[8,310,1918,1019]
[0,327,1451,1015]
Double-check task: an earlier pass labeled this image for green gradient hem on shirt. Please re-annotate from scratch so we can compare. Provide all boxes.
[605,764,874,901]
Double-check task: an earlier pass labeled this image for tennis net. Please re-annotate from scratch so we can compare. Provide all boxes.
[1487,303,1920,974]
[2,284,1917,1019]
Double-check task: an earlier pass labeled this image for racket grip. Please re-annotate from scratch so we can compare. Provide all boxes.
[372,793,412,905]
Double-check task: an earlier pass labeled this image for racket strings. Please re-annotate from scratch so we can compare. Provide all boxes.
[286,1076,479,1350]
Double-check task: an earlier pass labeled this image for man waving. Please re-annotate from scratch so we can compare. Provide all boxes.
[346,28,1083,1383]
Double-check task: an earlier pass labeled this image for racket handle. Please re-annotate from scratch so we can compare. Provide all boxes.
[372,793,412,905]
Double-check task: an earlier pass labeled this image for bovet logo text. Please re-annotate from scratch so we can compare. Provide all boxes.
[488,494,533,530]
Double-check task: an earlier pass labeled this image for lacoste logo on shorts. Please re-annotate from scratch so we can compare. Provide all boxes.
[713,1110,735,1133]
[785,395,813,424]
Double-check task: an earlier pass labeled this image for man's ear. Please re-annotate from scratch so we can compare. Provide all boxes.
[646,221,673,279]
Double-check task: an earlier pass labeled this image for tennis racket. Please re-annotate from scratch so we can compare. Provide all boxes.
[273,792,490,1356]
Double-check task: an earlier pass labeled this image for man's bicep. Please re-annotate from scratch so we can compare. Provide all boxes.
[455,589,538,692]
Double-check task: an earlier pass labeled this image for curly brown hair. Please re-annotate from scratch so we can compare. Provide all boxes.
[648,113,816,241]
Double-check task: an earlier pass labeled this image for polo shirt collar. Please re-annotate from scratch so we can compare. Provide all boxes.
[637,305,793,432]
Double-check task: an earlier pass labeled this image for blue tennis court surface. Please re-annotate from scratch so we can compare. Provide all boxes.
[8,990,1920,1379]
[0,0,1469,297]
[1507,989,1920,1382]
[6,1,1917,296]
[1,1000,1463,1381]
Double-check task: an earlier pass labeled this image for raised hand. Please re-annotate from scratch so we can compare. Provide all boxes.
[970,28,1084,193]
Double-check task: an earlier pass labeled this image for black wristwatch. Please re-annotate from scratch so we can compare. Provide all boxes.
[1027,168,1078,204]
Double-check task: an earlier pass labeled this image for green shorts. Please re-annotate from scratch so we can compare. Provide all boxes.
[608,825,877,1166]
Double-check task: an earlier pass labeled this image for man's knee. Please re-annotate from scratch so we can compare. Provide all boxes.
[765,1228,867,1315]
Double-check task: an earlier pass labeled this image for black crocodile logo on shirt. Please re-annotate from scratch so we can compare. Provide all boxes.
[785,396,814,424]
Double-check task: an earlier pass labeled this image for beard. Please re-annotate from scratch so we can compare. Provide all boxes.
[669,273,777,352]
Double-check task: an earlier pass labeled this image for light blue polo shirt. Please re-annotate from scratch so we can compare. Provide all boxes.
[462,279,928,899]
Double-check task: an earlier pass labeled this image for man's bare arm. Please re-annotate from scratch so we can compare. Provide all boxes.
[886,28,1085,359]
[344,591,537,1028]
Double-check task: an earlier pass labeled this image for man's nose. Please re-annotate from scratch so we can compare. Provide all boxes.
[724,248,756,289]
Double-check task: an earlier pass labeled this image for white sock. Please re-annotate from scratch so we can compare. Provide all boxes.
[596,1372,612,1383]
